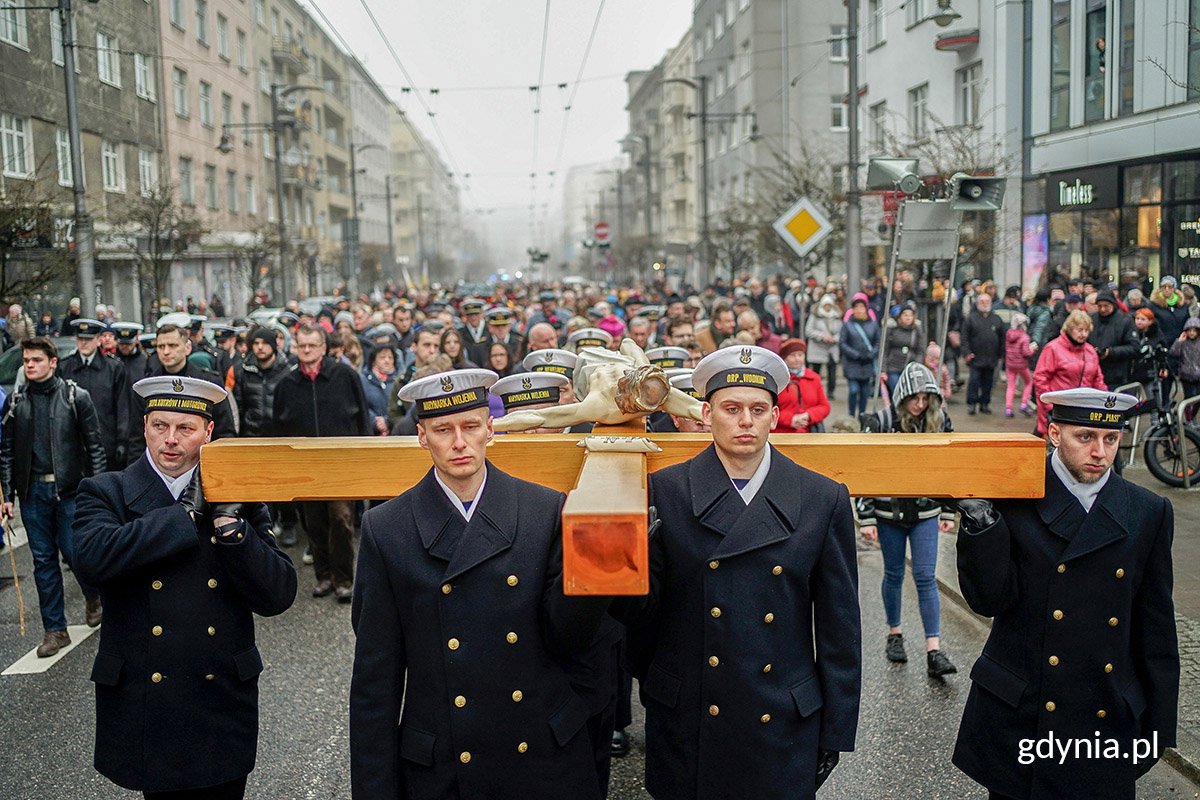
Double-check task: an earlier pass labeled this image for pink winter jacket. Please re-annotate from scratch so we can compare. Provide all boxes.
[1005,328,1033,372]
[1032,333,1107,434]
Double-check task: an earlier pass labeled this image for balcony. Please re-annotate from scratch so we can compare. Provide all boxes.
[272,37,309,73]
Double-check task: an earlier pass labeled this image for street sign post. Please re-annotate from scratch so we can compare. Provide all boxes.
[594,221,611,245]
[772,197,833,258]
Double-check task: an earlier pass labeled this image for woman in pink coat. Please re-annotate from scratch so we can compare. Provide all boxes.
[1032,309,1106,435]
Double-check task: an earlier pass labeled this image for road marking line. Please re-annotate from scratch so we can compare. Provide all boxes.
[2,624,98,675]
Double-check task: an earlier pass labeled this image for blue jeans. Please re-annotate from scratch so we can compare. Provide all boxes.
[846,379,871,417]
[21,481,96,632]
[877,517,941,639]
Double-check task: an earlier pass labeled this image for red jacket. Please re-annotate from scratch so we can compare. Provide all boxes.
[1032,332,1106,434]
[772,370,831,433]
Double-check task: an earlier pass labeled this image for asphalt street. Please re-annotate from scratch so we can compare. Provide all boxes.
[1,537,1196,799]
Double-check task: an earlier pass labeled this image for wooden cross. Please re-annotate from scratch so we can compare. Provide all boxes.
[201,425,1045,595]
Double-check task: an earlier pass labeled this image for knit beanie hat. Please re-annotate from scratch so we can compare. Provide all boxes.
[249,327,278,353]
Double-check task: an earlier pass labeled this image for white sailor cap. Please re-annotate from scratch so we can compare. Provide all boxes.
[491,372,569,411]
[692,345,789,401]
[523,348,577,377]
[138,333,157,346]
[134,375,227,419]
[567,328,613,349]
[156,311,194,330]
[1042,387,1138,430]
[70,318,107,338]
[485,306,515,325]
[666,368,702,400]
[460,297,486,314]
[110,322,144,341]
[645,346,690,369]
[397,368,498,420]
[187,314,208,331]
[636,305,665,322]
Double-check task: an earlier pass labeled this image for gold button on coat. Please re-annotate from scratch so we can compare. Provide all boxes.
[763,613,775,624]
[708,705,719,716]
[210,536,217,544]
[441,584,452,595]
[507,575,519,586]
[1097,709,1107,718]
[517,742,528,753]
[459,752,471,764]
[1109,617,1119,627]
[762,663,772,673]
[152,625,163,636]
[708,656,719,667]
[1056,564,1066,573]
[710,607,721,618]
[207,578,218,589]
[151,580,163,590]
[512,690,524,702]
[772,565,783,575]
[1052,610,1063,620]
[506,632,518,644]
[1048,655,1059,666]
[448,638,460,650]
[760,714,771,723]
[151,672,163,683]
[207,626,216,636]
[1115,568,1125,579]
[708,560,719,570]
[1045,701,1056,712]
[454,695,466,708]
[204,674,215,681]
[1104,663,1113,673]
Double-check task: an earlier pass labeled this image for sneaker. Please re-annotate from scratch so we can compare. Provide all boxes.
[927,649,958,678]
[611,729,630,757]
[335,584,353,604]
[36,630,71,658]
[312,579,334,598]
[1020,403,1033,417]
[302,546,314,565]
[966,405,976,416]
[85,597,103,628]
[886,633,907,663]
[980,406,993,415]
[279,527,298,548]
[1005,409,1014,418]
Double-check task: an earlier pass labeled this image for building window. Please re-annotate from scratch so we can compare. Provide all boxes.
[195,0,208,45]
[266,191,276,222]
[869,101,888,153]
[715,7,725,39]
[1084,0,1106,123]
[254,0,265,27]
[246,175,257,215]
[832,165,847,196]
[907,83,929,140]
[178,156,194,204]
[96,31,120,87]
[867,0,885,48]
[169,0,184,29]
[101,141,126,192]
[237,28,248,70]
[726,0,736,24]
[830,95,848,130]
[241,102,252,145]
[717,65,726,95]
[704,22,713,52]
[204,164,218,209]
[259,60,270,94]
[138,148,157,196]
[906,0,925,27]
[173,67,189,117]
[0,113,32,178]
[1118,0,1135,113]
[263,130,272,158]
[50,13,63,64]
[739,0,749,10]
[1050,0,1071,131]
[0,1,27,48]
[199,81,213,127]
[226,169,239,213]
[135,53,156,101]
[220,92,233,128]
[270,8,279,38]
[956,61,982,126]
[740,40,751,79]
[216,13,229,58]
[56,128,72,186]
[830,25,847,61]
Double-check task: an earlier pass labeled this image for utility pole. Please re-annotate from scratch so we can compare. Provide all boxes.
[415,193,424,272]
[846,0,863,294]
[269,84,289,305]
[698,75,710,284]
[642,135,653,244]
[348,143,361,295]
[384,175,395,275]
[60,0,96,308]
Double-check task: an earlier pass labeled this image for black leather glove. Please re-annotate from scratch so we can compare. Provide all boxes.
[815,749,840,790]
[179,468,208,522]
[954,498,998,534]
[648,505,662,541]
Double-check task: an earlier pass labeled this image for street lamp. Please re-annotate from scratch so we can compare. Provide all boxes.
[659,76,710,283]
[932,0,963,27]
[348,141,385,294]
[621,134,655,245]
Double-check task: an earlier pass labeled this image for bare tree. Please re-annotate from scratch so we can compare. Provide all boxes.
[0,173,77,304]
[221,222,279,307]
[711,201,759,283]
[112,184,207,321]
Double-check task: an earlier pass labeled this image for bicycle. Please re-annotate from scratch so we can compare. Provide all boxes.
[1136,348,1200,487]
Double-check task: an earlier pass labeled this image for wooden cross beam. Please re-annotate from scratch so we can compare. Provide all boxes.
[201,429,1045,595]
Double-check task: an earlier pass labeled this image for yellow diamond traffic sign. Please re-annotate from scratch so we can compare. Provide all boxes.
[773,196,833,258]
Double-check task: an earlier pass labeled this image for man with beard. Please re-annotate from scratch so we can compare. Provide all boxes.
[953,388,1177,800]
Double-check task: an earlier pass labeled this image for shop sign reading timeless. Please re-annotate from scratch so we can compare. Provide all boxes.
[1045,166,1120,212]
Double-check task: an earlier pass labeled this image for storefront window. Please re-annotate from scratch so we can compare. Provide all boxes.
[1166,160,1200,202]
[1120,205,1161,283]
[1083,209,1120,283]
[1124,163,1162,205]
[1048,212,1082,280]
[1165,203,1200,281]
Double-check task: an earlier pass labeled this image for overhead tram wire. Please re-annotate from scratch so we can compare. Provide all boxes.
[529,0,553,245]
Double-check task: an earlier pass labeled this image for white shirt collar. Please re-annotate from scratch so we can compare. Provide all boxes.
[1050,449,1110,513]
[147,457,197,501]
[434,465,487,522]
[730,444,772,505]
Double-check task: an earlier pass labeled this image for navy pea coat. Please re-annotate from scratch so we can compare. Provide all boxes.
[953,458,1178,799]
[73,454,297,793]
[621,444,861,800]
[349,463,607,800]
[57,351,131,470]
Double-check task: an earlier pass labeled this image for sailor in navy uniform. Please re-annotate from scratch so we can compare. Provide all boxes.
[615,345,861,800]
[350,369,608,800]
[457,297,488,346]
[112,322,148,380]
[57,318,132,472]
[520,349,594,434]
[645,348,690,433]
[566,327,613,354]
[953,388,1178,800]
[73,376,297,799]
[469,306,526,365]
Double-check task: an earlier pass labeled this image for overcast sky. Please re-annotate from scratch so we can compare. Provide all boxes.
[306,0,692,270]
